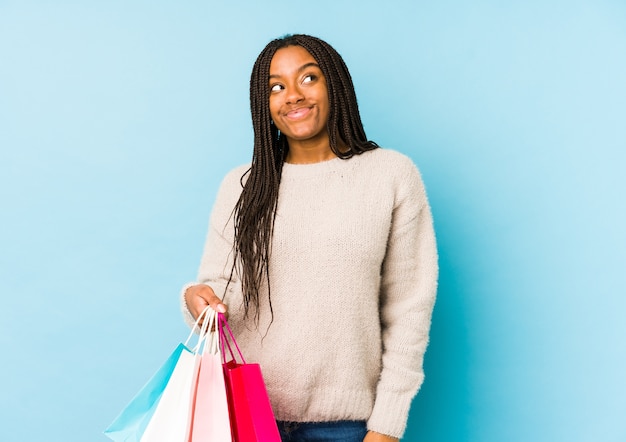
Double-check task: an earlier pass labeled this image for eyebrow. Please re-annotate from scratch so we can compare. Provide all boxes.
[269,62,321,80]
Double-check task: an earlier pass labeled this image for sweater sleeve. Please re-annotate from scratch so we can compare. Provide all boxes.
[180,165,247,329]
[366,160,439,438]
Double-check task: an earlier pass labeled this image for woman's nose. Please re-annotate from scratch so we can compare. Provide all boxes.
[285,85,304,104]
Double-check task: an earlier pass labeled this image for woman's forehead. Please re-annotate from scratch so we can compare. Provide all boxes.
[269,45,319,76]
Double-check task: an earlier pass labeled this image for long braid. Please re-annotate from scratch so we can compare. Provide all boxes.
[231,34,379,324]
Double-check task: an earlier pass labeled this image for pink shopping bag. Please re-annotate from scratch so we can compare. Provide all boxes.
[189,309,233,441]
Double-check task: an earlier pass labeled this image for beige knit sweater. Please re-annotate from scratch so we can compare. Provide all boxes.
[181,148,438,438]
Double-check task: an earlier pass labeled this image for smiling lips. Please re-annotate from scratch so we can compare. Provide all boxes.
[285,107,312,120]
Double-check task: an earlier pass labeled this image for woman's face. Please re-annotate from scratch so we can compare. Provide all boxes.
[268,45,330,148]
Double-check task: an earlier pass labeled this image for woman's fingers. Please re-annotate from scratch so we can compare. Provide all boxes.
[185,284,229,321]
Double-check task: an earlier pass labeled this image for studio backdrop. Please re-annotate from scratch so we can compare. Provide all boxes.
[0,1,625,441]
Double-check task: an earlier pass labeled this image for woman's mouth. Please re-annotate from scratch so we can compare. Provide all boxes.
[285,107,311,120]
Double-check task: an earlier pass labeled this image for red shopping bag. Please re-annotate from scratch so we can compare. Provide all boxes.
[218,313,281,442]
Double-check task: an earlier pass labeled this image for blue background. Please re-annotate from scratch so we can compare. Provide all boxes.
[1,1,625,441]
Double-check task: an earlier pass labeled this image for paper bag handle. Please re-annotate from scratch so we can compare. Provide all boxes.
[183,305,212,352]
[218,312,246,364]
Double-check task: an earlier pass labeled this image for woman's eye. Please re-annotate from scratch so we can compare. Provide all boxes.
[302,74,316,84]
[270,84,283,92]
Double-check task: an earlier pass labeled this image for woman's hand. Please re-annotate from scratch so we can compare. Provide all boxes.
[184,284,228,325]
[363,431,399,442]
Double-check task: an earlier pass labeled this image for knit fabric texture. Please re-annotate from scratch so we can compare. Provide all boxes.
[181,148,438,438]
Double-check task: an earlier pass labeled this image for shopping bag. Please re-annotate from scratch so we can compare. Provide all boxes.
[140,307,211,442]
[218,313,281,442]
[189,309,233,441]
[104,306,210,442]
[103,343,185,442]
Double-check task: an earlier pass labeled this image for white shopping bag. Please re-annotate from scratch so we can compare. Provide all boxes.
[140,307,211,442]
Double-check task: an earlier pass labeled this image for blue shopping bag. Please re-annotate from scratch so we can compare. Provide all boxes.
[104,343,186,442]
[104,307,211,441]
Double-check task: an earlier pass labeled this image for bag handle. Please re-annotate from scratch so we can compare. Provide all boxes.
[200,309,221,356]
[183,306,212,352]
[218,312,246,364]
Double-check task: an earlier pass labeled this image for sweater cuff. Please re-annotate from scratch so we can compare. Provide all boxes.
[180,282,198,330]
[366,389,415,439]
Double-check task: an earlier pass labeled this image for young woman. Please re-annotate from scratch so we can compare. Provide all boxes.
[182,34,438,442]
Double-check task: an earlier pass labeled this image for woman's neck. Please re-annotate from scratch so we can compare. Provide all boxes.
[285,149,336,164]
[285,135,350,164]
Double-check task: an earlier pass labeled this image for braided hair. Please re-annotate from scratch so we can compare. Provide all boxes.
[232,34,379,324]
